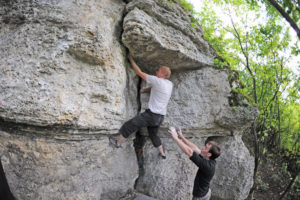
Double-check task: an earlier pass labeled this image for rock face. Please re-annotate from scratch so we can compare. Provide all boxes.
[0,0,137,131]
[122,0,216,72]
[0,131,138,200]
[211,136,255,200]
[0,0,258,200]
[136,138,200,200]
[0,0,139,199]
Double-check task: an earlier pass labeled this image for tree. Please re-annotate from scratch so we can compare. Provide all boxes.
[250,0,300,39]
[265,0,300,39]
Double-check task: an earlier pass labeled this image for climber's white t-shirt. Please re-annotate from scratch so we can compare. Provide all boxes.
[146,75,173,116]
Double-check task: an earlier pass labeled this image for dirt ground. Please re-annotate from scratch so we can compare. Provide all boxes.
[251,154,299,200]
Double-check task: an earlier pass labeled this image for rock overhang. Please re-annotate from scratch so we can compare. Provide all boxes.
[122,0,217,73]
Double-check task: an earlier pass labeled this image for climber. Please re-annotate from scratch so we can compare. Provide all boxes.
[168,127,221,200]
[109,55,173,159]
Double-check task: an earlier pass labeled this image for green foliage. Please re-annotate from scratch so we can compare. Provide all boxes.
[256,175,270,191]
[291,45,300,56]
[178,0,194,12]
[164,1,193,15]
[213,58,227,69]
[247,0,300,22]
[287,176,300,200]
[164,0,198,25]
[265,0,299,23]
[280,101,300,151]
[248,0,300,38]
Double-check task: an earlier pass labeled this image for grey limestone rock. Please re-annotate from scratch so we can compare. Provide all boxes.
[0,130,138,200]
[0,0,139,199]
[211,135,255,200]
[136,138,201,200]
[0,0,137,131]
[122,0,217,72]
[134,194,159,200]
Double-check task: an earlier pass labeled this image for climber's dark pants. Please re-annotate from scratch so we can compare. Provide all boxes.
[119,109,164,147]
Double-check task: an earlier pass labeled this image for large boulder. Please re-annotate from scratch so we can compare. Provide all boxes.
[122,0,217,72]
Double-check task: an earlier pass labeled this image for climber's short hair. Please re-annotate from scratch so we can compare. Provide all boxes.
[207,141,221,160]
[160,66,171,79]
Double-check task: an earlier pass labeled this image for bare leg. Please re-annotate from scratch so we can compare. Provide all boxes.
[117,134,126,146]
[148,126,165,158]
[157,145,165,157]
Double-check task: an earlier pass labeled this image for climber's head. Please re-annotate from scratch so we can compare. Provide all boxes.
[201,141,221,160]
[156,66,171,79]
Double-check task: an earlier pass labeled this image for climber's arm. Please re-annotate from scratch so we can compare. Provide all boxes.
[140,87,151,93]
[178,129,201,155]
[169,127,193,157]
[128,55,147,81]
